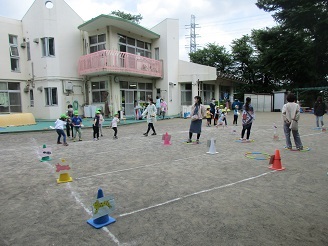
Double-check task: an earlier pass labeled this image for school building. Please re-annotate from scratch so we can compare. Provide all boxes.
[0,0,241,119]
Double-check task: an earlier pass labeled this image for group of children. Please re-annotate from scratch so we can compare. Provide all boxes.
[55,105,120,145]
[205,105,240,127]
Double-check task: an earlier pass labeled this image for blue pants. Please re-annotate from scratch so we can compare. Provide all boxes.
[56,129,66,143]
[315,115,324,127]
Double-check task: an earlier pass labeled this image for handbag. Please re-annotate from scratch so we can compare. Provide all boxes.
[191,115,199,121]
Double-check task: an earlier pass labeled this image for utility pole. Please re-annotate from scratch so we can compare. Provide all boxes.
[185,14,200,55]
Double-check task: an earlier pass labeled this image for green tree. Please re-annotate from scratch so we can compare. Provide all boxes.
[189,43,233,73]
[110,10,143,24]
[256,0,328,86]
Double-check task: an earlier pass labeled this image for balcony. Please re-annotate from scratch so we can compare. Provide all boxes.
[78,50,163,78]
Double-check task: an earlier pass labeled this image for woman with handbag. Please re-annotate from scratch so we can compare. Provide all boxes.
[187,96,206,144]
[282,93,303,150]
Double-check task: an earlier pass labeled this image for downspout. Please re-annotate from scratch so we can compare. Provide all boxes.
[84,77,89,105]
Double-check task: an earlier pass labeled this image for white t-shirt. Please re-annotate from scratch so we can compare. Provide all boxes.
[55,119,66,130]
[111,117,120,127]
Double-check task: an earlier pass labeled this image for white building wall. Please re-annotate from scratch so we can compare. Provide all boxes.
[20,0,84,119]
[151,19,180,115]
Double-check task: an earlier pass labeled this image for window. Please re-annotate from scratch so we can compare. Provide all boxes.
[89,34,106,53]
[203,84,215,105]
[0,82,21,113]
[27,42,31,60]
[155,48,159,60]
[9,35,20,72]
[91,81,107,103]
[30,89,34,107]
[45,87,57,106]
[118,34,151,58]
[181,83,192,105]
[41,37,55,57]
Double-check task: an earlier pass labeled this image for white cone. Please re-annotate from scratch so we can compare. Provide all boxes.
[207,138,218,155]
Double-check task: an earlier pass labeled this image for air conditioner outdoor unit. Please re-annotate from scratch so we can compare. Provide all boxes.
[23,86,29,93]
[21,42,26,48]
[65,81,73,91]
[33,38,39,44]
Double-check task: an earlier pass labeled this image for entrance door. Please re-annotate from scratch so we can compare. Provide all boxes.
[124,90,134,116]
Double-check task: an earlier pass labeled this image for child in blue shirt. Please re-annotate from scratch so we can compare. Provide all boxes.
[71,110,83,142]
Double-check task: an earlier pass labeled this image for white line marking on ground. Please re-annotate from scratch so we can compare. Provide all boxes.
[75,154,207,180]
[31,138,121,245]
[67,183,121,245]
[118,171,276,217]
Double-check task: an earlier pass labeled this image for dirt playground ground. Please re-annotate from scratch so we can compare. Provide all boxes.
[0,112,327,246]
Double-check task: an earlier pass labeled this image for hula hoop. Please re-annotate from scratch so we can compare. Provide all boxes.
[284,146,311,152]
[244,152,271,160]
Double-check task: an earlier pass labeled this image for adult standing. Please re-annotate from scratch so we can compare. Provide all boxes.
[209,98,216,126]
[66,104,74,139]
[313,96,326,128]
[240,97,255,142]
[187,96,206,144]
[142,98,157,136]
[282,93,303,150]
[156,96,161,116]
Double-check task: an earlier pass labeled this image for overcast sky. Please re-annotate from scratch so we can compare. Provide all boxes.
[0,0,277,61]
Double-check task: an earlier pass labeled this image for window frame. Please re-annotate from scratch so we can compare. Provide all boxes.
[181,83,192,105]
[118,34,151,58]
[45,87,58,106]
[9,35,20,72]
[91,81,108,103]
[89,34,106,54]
[0,82,22,113]
[29,89,34,107]
[41,37,55,57]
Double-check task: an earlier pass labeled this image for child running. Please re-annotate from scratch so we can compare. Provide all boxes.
[240,97,255,142]
[111,114,120,139]
[55,114,69,146]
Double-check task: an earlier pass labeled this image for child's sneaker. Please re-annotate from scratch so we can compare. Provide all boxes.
[79,139,82,141]
[186,139,192,143]
[151,132,157,135]
[196,139,200,144]
[297,147,303,151]
[246,139,251,142]
[113,136,118,139]
[93,138,97,141]
[57,141,62,144]
[63,143,68,146]
[143,133,148,137]
[73,138,76,142]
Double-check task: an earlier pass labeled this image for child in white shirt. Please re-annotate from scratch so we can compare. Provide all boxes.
[55,114,69,146]
[111,114,120,139]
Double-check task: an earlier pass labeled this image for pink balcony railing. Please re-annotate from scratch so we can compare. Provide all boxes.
[78,50,163,78]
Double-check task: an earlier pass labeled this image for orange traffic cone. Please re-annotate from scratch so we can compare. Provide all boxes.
[269,149,285,171]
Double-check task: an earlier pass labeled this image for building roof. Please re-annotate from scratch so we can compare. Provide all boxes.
[78,14,160,39]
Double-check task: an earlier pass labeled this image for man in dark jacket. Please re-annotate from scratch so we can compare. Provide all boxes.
[313,96,326,127]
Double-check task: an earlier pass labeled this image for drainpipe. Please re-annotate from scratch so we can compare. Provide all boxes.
[84,77,89,105]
